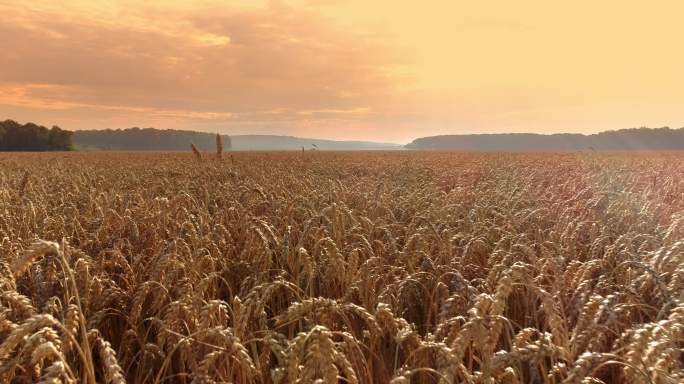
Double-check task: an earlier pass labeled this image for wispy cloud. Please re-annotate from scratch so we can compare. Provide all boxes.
[2,1,684,142]
[0,1,407,139]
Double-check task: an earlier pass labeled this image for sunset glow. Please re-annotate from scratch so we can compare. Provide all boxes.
[2,0,683,143]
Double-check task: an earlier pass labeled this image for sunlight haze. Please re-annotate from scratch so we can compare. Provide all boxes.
[1,0,683,143]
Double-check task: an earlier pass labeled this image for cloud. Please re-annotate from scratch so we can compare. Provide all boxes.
[0,1,407,137]
[4,1,683,142]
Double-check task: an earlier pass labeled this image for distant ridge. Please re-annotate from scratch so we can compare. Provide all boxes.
[73,127,401,151]
[73,128,229,151]
[405,127,684,150]
[228,135,400,151]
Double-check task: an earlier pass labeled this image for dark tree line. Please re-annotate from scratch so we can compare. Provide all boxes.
[406,127,684,150]
[73,127,232,151]
[0,120,73,151]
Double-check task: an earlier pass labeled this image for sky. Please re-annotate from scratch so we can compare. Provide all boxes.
[1,0,683,144]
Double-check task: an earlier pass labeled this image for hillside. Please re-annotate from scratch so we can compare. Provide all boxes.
[405,127,684,150]
[73,128,400,151]
[73,128,230,151]
[230,135,400,150]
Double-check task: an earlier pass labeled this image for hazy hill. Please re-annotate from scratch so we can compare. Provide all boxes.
[405,127,684,150]
[230,135,400,150]
[73,128,401,151]
[73,128,230,151]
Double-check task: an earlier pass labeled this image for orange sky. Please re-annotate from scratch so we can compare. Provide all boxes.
[1,0,683,143]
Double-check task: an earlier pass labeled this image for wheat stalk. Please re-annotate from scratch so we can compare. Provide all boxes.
[191,143,202,160]
[216,133,223,160]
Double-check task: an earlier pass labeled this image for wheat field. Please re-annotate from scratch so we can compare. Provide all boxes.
[0,151,682,384]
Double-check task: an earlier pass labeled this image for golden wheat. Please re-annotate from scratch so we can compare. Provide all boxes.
[0,151,681,383]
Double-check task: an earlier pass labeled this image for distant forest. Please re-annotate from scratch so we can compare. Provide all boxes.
[406,127,684,150]
[0,120,73,151]
[73,128,399,150]
[4,121,684,152]
[73,127,232,151]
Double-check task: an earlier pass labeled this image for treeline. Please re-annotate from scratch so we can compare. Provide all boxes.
[0,120,73,151]
[73,128,400,150]
[73,127,231,151]
[405,127,684,150]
